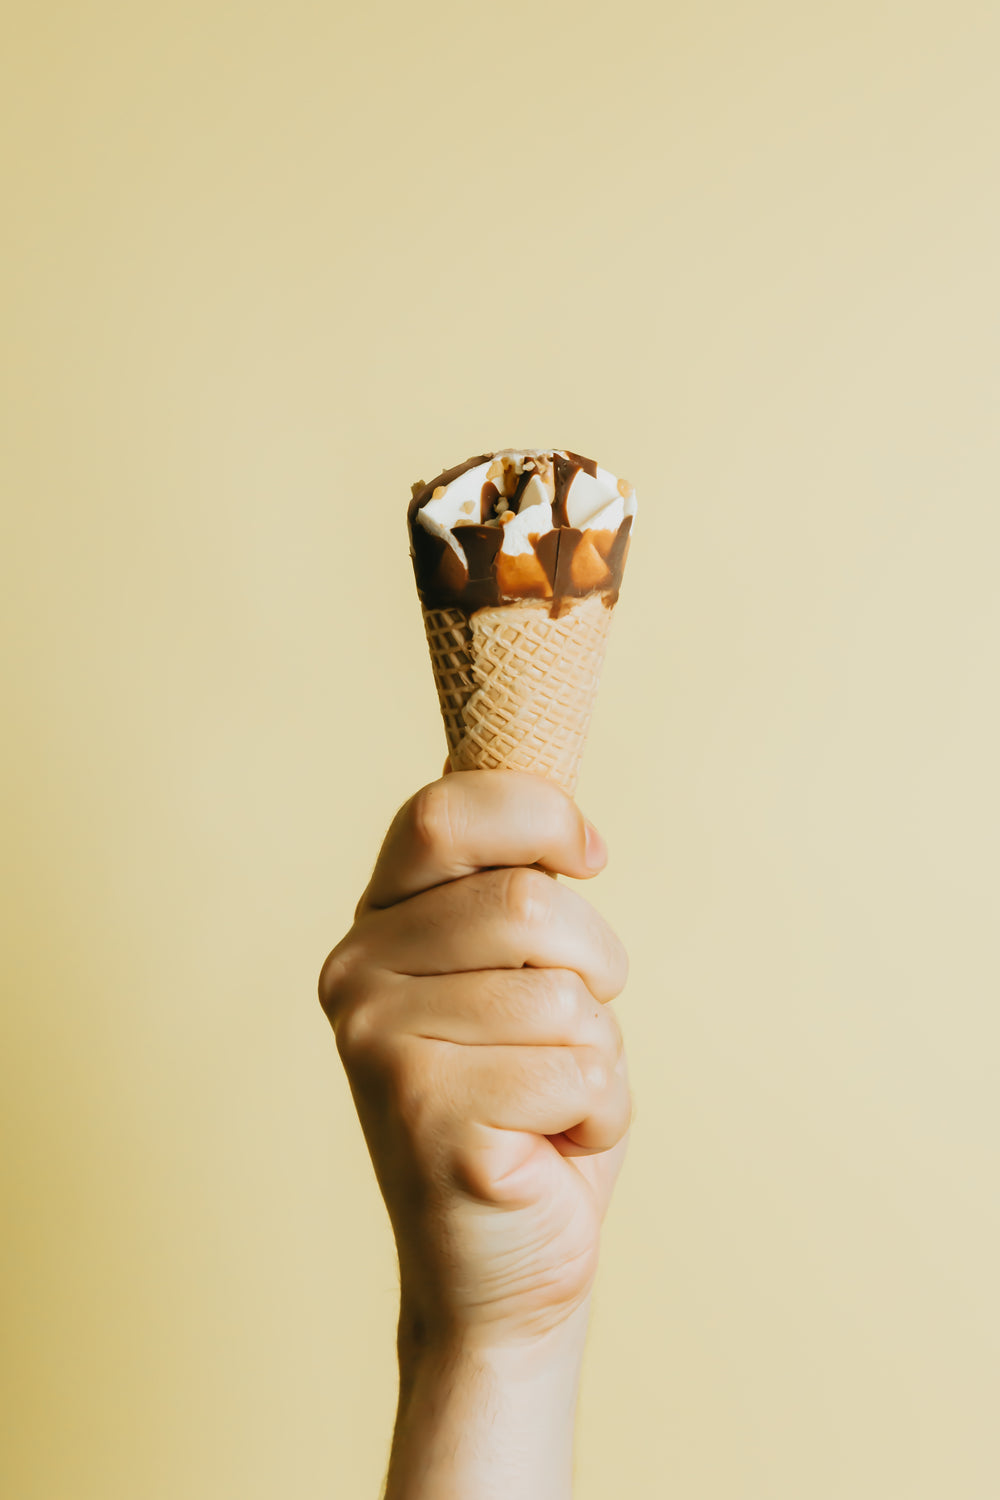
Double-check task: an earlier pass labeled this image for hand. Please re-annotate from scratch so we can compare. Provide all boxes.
[318,770,631,1353]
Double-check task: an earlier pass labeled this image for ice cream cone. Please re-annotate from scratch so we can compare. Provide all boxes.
[420,593,615,794]
[408,449,634,793]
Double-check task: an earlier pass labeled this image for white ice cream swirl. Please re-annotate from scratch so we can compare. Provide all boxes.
[415,449,637,565]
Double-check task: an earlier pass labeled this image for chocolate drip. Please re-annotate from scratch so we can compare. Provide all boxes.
[551,452,581,529]
[531,530,560,590]
[410,524,470,601]
[509,466,536,514]
[479,481,500,521]
[601,512,633,602]
[533,528,603,600]
[551,529,580,600]
[453,525,504,607]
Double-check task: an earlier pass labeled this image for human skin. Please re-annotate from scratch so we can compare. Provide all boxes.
[318,770,631,1499]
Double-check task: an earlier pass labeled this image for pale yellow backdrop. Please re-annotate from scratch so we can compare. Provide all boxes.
[2,1,998,1496]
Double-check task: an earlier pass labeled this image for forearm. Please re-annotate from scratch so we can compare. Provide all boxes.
[384,1301,591,1500]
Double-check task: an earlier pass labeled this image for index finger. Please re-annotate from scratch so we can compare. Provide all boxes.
[359,770,608,911]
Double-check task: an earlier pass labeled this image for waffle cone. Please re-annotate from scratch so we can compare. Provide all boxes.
[420,593,615,794]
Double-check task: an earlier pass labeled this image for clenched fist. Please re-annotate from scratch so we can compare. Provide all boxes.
[318,770,631,1356]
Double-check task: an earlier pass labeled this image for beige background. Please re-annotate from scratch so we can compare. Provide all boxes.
[2,1,998,1495]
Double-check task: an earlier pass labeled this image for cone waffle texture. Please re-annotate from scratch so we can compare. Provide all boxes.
[420,593,615,794]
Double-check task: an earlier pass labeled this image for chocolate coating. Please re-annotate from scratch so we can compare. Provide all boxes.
[408,450,632,617]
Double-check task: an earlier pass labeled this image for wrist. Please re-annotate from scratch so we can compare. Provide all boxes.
[397,1285,590,1360]
[397,1297,591,1397]
[387,1301,591,1500]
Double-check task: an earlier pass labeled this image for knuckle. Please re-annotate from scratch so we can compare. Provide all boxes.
[601,922,629,996]
[577,1047,610,1096]
[502,865,551,929]
[546,969,591,1031]
[589,1004,623,1069]
[611,1073,634,1140]
[408,779,460,859]
[317,943,356,1020]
